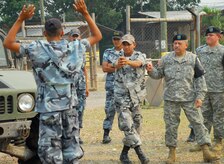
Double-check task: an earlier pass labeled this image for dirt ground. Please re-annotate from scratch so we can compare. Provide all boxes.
[1,67,223,164]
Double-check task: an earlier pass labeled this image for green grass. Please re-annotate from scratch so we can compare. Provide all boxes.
[80,107,222,164]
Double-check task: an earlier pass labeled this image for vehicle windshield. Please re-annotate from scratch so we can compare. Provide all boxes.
[0,34,8,67]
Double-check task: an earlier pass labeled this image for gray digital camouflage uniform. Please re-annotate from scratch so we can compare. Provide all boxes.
[114,51,146,148]
[148,51,211,147]
[20,39,89,164]
[75,67,86,129]
[103,47,122,130]
[75,39,89,129]
[196,44,224,139]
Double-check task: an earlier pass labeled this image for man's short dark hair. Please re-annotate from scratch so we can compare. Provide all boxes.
[45,18,62,37]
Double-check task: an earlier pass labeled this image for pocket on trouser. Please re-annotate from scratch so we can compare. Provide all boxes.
[62,109,79,140]
[118,111,133,131]
[38,112,63,164]
[39,112,62,147]
[123,133,142,148]
[133,113,143,134]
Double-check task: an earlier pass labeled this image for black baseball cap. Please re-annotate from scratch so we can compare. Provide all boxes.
[45,18,62,36]
[172,34,187,42]
[205,26,222,36]
[112,31,124,39]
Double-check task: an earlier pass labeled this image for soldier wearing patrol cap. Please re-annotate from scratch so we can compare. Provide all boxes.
[101,31,124,144]
[146,34,220,163]
[189,26,224,153]
[69,28,81,41]
[113,34,149,164]
[68,28,89,144]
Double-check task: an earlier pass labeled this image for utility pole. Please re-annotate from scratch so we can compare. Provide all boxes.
[39,0,45,25]
[160,0,168,54]
[126,5,131,34]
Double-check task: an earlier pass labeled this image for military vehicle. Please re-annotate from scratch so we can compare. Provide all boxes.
[0,29,40,163]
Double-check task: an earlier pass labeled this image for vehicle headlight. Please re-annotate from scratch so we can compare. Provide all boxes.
[18,93,35,112]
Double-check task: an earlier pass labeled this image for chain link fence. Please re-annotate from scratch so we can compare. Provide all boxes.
[128,12,194,106]
[130,21,192,59]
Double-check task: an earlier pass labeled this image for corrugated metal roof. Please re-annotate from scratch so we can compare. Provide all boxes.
[17,21,87,37]
[138,11,192,20]
[200,0,224,10]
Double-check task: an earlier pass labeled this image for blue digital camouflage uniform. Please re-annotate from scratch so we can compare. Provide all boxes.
[103,47,122,130]
[196,44,224,139]
[114,51,146,148]
[148,51,211,147]
[75,39,89,129]
[20,39,89,164]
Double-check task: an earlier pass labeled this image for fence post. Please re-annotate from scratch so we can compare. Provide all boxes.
[91,13,97,90]
[22,21,26,38]
[126,5,131,34]
[160,0,168,54]
[190,17,196,53]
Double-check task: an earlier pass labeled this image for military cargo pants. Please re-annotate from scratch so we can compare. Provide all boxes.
[103,89,116,130]
[164,100,211,147]
[116,96,143,148]
[38,109,83,164]
[201,92,224,139]
[76,88,86,129]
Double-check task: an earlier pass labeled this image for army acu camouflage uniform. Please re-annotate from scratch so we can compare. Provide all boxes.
[196,44,224,139]
[75,39,89,129]
[103,47,122,130]
[148,51,211,147]
[114,51,146,148]
[20,39,89,164]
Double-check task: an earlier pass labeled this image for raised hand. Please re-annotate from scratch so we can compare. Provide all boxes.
[73,0,88,15]
[19,5,35,21]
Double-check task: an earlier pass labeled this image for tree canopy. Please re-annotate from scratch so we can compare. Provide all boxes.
[0,0,201,31]
[201,7,224,44]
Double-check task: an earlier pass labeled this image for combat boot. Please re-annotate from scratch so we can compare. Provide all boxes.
[134,146,149,164]
[166,146,176,164]
[189,144,201,152]
[212,138,223,152]
[102,129,111,144]
[186,128,195,142]
[201,144,220,162]
[120,145,132,164]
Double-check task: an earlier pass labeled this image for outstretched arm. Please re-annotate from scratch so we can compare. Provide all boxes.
[73,0,102,46]
[4,5,35,53]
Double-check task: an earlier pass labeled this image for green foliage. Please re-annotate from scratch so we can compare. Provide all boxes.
[201,7,224,29]
[167,0,201,10]
[0,0,40,31]
[0,0,201,31]
[200,7,224,45]
[45,0,72,18]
